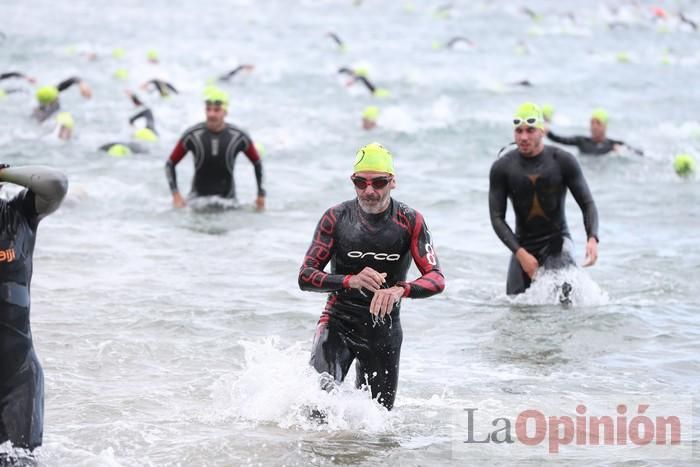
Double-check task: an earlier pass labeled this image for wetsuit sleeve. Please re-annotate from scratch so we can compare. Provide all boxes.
[547,130,585,147]
[0,166,68,221]
[130,108,156,132]
[0,72,25,81]
[488,160,520,253]
[129,93,144,107]
[165,82,178,94]
[242,136,265,197]
[56,77,81,92]
[219,66,245,81]
[165,140,188,193]
[559,151,599,241]
[355,76,376,93]
[398,212,445,298]
[298,207,346,292]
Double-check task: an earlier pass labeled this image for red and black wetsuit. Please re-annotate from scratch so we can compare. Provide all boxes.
[489,146,599,295]
[299,198,445,410]
[165,122,265,199]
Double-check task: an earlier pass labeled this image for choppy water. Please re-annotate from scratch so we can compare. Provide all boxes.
[1,0,699,465]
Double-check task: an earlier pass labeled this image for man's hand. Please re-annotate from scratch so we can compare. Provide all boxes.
[347,267,387,293]
[516,247,539,279]
[370,286,404,318]
[255,195,265,211]
[582,237,598,267]
[172,192,186,208]
[78,81,92,99]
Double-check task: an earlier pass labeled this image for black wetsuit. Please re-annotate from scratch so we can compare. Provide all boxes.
[165,123,265,199]
[144,79,178,97]
[129,108,156,134]
[547,130,623,156]
[299,198,445,410]
[218,66,250,82]
[489,146,599,294]
[0,72,27,81]
[0,166,67,452]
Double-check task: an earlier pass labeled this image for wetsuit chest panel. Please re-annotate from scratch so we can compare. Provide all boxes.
[186,126,246,197]
[505,150,569,247]
[332,201,413,284]
[578,138,616,155]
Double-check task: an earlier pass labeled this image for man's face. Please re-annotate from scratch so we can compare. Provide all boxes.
[514,125,544,156]
[352,171,396,214]
[205,102,227,129]
[590,118,607,140]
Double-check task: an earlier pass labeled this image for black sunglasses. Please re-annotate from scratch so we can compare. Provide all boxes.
[351,175,392,190]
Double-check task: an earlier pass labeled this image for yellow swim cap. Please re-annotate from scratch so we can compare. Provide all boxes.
[541,104,555,122]
[362,106,380,122]
[147,49,159,61]
[36,85,59,105]
[353,142,394,175]
[56,112,74,130]
[373,88,391,98]
[591,108,609,125]
[204,87,229,110]
[133,128,158,142]
[107,144,132,157]
[113,68,129,80]
[354,66,369,78]
[0,89,6,100]
[513,102,545,130]
[673,154,695,177]
[112,48,126,59]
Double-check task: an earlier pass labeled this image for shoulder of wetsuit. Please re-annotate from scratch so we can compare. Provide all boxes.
[9,188,38,222]
[181,122,207,138]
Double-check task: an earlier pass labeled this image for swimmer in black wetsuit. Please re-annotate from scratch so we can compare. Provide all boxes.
[489,103,599,295]
[141,79,178,98]
[165,87,265,210]
[547,108,643,156]
[299,143,445,410]
[99,91,155,155]
[32,77,91,123]
[218,64,255,82]
[0,164,67,456]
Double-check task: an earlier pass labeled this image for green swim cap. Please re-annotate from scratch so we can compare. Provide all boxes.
[56,112,74,129]
[204,87,229,110]
[591,108,609,124]
[147,49,159,61]
[112,48,126,59]
[107,144,132,157]
[0,89,6,100]
[541,104,555,121]
[254,142,266,157]
[513,102,545,130]
[616,52,630,63]
[373,88,391,98]
[353,142,395,175]
[673,154,695,177]
[36,85,59,105]
[133,128,158,142]
[362,106,380,122]
[113,68,128,80]
[354,66,369,78]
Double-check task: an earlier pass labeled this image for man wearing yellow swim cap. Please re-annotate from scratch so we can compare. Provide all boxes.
[489,103,600,299]
[546,108,643,156]
[299,142,445,412]
[165,87,266,210]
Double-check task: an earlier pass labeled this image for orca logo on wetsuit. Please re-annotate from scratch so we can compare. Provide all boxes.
[0,248,16,263]
[347,251,401,261]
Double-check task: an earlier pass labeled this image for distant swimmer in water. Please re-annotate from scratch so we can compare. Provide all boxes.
[326,32,347,51]
[299,143,444,411]
[0,72,35,100]
[489,103,599,298]
[546,108,644,156]
[165,87,266,210]
[0,164,67,460]
[361,106,379,130]
[99,91,155,156]
[32,77,91,123]
[218,64,255,82]
[140,79,178,98]
[446,36,475,48]
[679,12,698,31]
[344,68,391,98]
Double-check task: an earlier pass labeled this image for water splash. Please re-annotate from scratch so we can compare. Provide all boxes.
[208,337,395,433]
[510,266,609,307]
